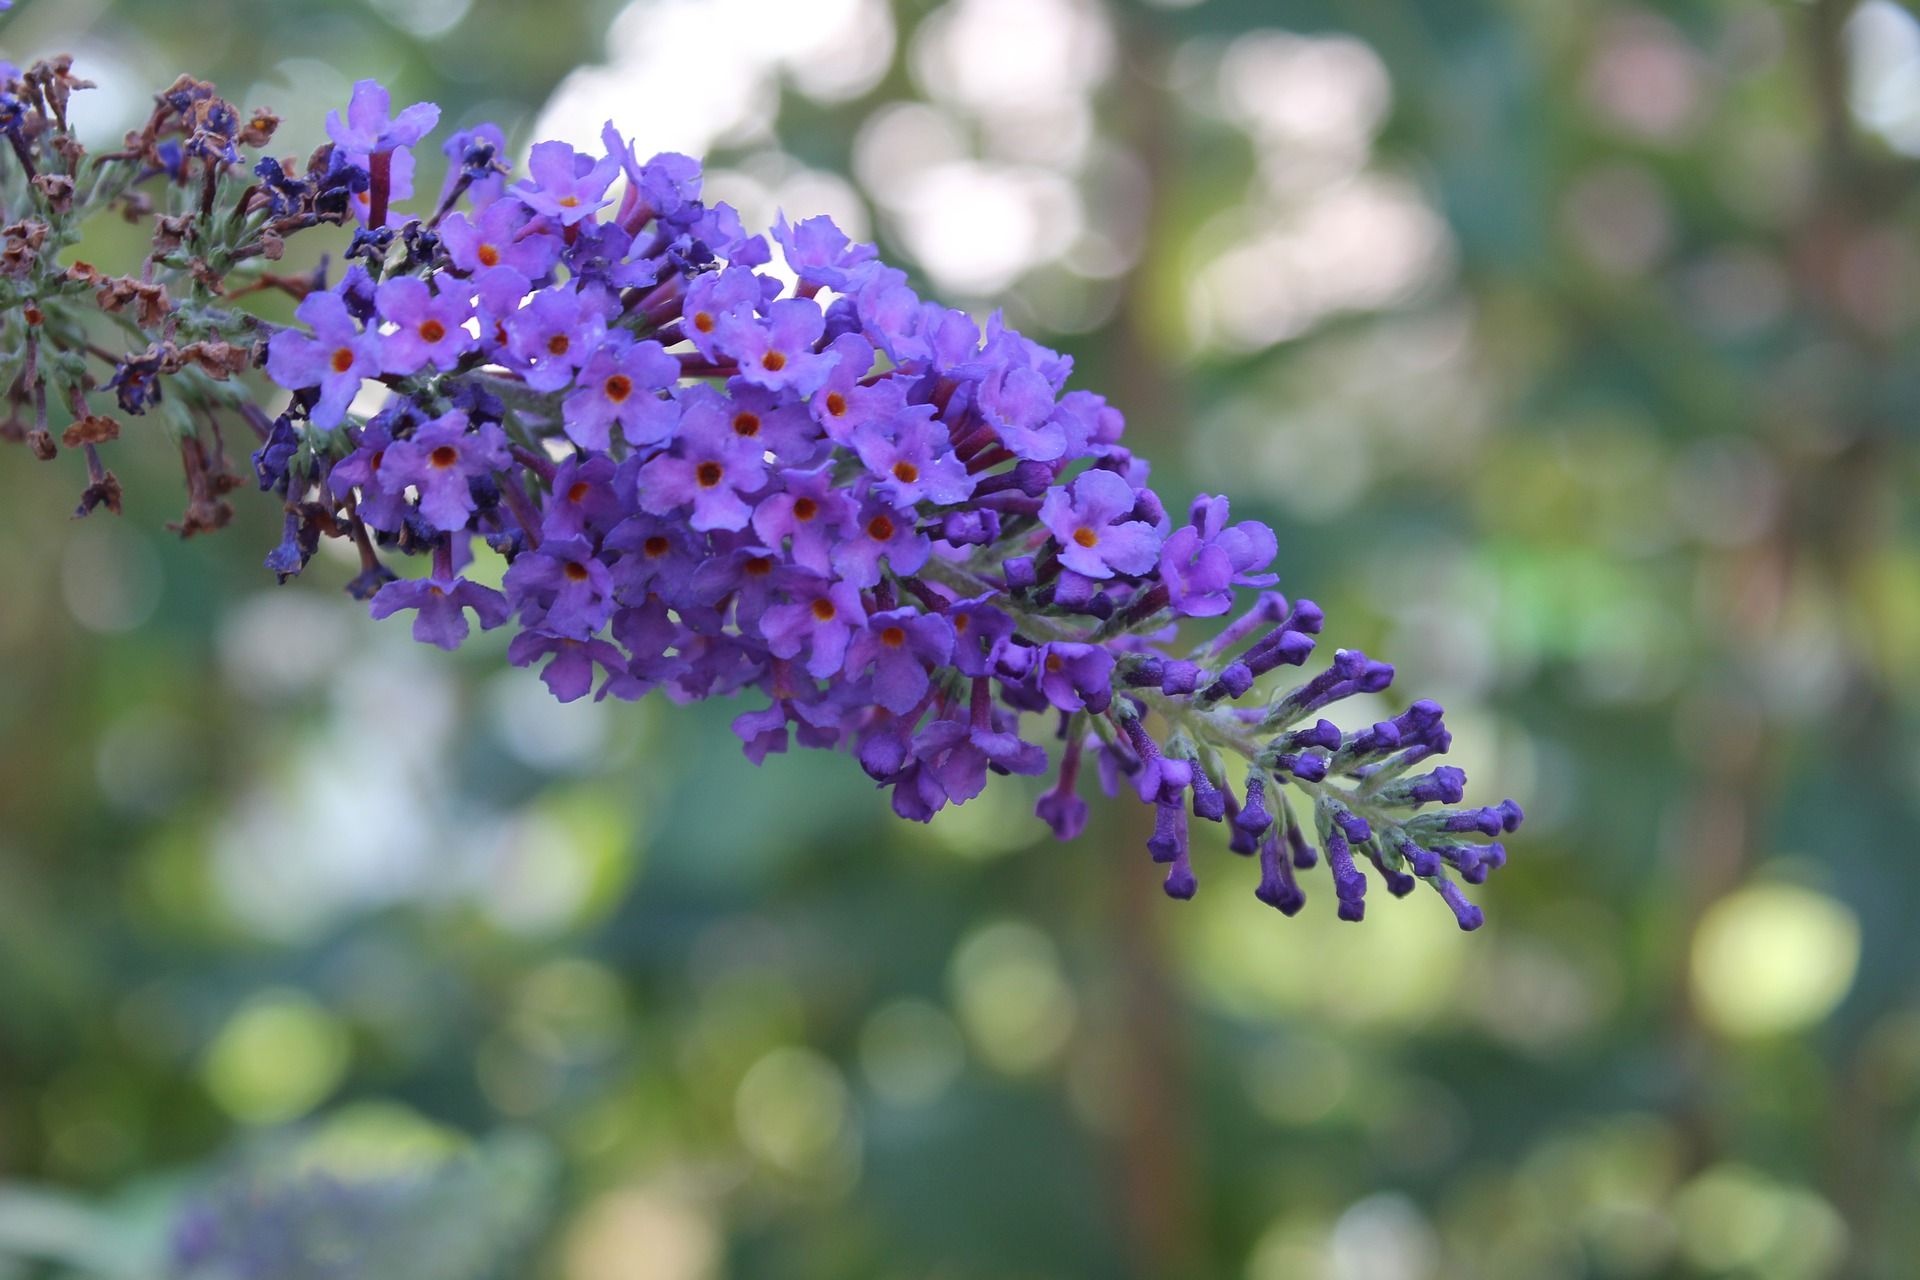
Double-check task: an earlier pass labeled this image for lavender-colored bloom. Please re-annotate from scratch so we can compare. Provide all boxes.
[369,572,508,649]
[635,386,769,531]
[439,200,562,278]
[375,275,474,374]
[772,212,878,291]
[852,409,974,507]
[265,290,381,429]
[380,411,509,532]
[1035,642,1115,714]
[326,79,440,153]
[831,498,930,588]
[605,513,703,606]
[681,266,767,362]
[760,576,866,678]
[1159,494,1279,618]
[504,535,616,638]
[562,334,679,449]
[1038,468,1163,580]
[751,464,855,575]
[713,296,836,397]
[514,139,620,226]
[508,629,629,702]
[843,607,954,714]
[503,285,606,392]
[542,455,625,542]
[440,122,509,207]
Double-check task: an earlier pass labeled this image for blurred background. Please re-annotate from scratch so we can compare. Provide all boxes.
[1,0,1918,1275]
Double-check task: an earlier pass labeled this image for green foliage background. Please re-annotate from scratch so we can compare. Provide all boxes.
[1,0,1917,1276]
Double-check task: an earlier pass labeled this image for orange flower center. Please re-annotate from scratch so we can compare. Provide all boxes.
[418,319,446,344]
[603,374,633,403]
[559,195,581,208]
[643,535,671,557]
[792,497,818,521]
[744,556,773,577]
[1072,527,1099,548]
[564,561,590,581]
[732,412,761,437]
[429,445,459,468]
[824,391,847,417]
[331,347,355,374]
[547,334,571,357]
[866,515,895,541]
[696,461,724,488]
[567,481,591,503]
[892,461,919,484]
[880,625,907,647]
[810,598,837,621]
[760,350,787,372]
[692,311,715,333]
[477,244,501,267]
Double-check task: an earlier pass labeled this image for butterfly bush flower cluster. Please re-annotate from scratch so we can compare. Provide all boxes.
[0,62,1520,928]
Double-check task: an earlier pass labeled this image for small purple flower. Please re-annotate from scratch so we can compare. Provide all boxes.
[329,420,409,531]
[542,454,624,542]
[843,607,954,715]
[381,411,509,532]
[772,212,878,291]
[375,275,474,375]
[439,201,562,278]
[719,381,823,465]
[368,572,508,650]
[852,408,974,507]
[977,363,1067,461]
[713,297,836,397]
[508,629,630,702]
[562,334,679,450]
[760,576,866,678]
[326,79,440,154]
[503,285,607,392]
[1039,468,1163,580]
[681,266,769,362]
[504,536,616,638]
[831,498,931,589]
[751,465,855,575]
[265,290,382,429]
[1035,642,1115,713]
[514,139,620,226]
[605,513,704,606]
[635,386,769,532]
[807,333,876,442]
[1159,494,1279,618]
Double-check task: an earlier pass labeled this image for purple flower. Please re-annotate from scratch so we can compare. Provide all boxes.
[329,420,409,531]
[681,266,769,362]
[1160,495,1279,618]
[1034,642,1114,713]
[1039,468,1163,580]
[852,408,975,507]
[562,334,679,450]
[542,454,624,542]
[635,386,769,531]
[326,79,440,153]
[503,285,607,392]
[265,290,381,429]
[760,576,866,678]
[514,139,620,226]
[439,200,562,278]
[440,122,509,208]
[605,513,703,606]
[977,363,1067,461]
[375,275,474,375]
[368,572,508,650]
[508,630,629,702]
[751,465,855,575]
[772,212,878,291]
[380,411,509,532]
[843,607,954,715]
[831,498,930,589]
[807,333,876,442]
[504,536,616,638]
[713,297,836,397]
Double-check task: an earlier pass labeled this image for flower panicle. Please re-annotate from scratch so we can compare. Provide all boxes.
[0,63,1520,929]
